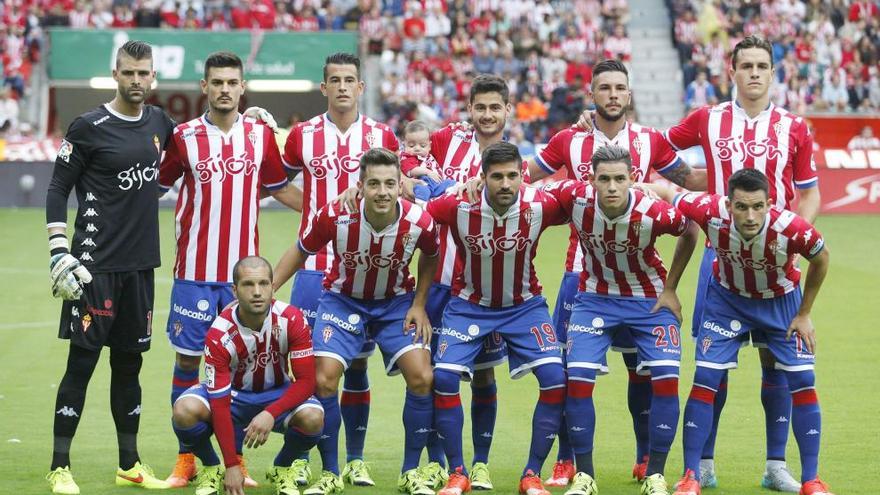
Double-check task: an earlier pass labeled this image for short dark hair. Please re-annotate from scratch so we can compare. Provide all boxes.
[324,52,360,80]
[232,256,273,285]
[592,59,629,86]
[116,40,152,68]
[727,168,769,199]
[591,145,632,172]
[204,51,243,80]
[731,35,774,68]
[404,120,431,136]
[480,141,521,174]
[469,74,509,104]
[359,147,400,179]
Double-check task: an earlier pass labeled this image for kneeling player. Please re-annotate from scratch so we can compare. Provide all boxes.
[171,256,323,495]
[541,145,698,495]
[427,143,568,495]
[666,169,833,495]
[274,148,440,495]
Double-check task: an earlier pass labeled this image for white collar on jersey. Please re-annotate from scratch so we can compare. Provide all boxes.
[359,197,403,236]
[595,189,635,223]
[232,304,271,336]
[103,103,142,122]
[732,99,774,123]
[202,112,243,138]
[593,122,629,147]
[324,112,363,141]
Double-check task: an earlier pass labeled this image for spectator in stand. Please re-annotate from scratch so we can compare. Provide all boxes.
[820,72,849,112]
[848,125,880,150]
[0,85,18,136]
[685,70,718,110]
[516,91,548,123]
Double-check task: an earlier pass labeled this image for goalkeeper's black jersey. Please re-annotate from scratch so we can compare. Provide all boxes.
[46,104,175,273]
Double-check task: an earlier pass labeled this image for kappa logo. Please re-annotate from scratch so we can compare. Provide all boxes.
[80,252,94,262]
[56,406,79,417]
[776,416,789,423]
[83,208,99,217]
[85,192,97,201]
[81,238,96,247]
[685,421,698,428]
[807,429,819,435]
[656,424,672,430]
[127,405,142,416]
[356,426,367,431]
[93,115,110,126]
[545,433,557,439]
[480,432,492,438]
[570,426,585,432]
[415,428,431,434]
[85,223,99,233]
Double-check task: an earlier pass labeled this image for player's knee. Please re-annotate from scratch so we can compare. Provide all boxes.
[315,360,343,397]
[433,369,461,395]
[567,366,598,382]
[291,407,324,435]
[472,367,495,387]
[693,366,725,389]
[348,358,369,371]
[175,353,201,372]
[172,397,208,428]
[533,362,566,389]
[109,349,143,376]
[405,366,433,395]
[65,345,102,380]
[758,347,777,368]
[784,369,815,393]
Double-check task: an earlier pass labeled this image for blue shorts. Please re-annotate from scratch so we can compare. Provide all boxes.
[427,283,507,370]
[567,292,682,375]
[554,271,637,355]
[291,269,375,358]
[314,291,428,375]
[166,279,235,355]
[435,296,562,379]
[696,279,813,372]
[413,176,459,202]
[178,382,323,431]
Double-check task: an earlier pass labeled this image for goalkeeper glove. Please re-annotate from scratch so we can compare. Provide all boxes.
[49,234,92,300]
[244,106,278,132]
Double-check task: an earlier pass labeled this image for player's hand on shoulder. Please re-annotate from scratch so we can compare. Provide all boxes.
[243,106,278,133]
[225,465,246,495]
[787,314,816,354]
[651,287,683,323]
[632,182,661,200]
[457,177,483,202]
[332,186,361,213]
[49,253,92,300]
[448,120,472,133]
[575,109,596,131]
[243,410,274,448]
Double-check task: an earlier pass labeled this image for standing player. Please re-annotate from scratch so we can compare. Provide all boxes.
[428,142,568,495]
[171,256,323,495]
[528,59,706,486]
[662,36,821,491]
[159,51,303,487]
[281,52,400,488]
[576,38,821,489]
[273,149,440,495]
[541,145,698,495]
[45,40,174,493]
[666,169,832,495]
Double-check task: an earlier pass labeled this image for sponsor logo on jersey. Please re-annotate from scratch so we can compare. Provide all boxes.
[341,249,406,271]
[290,348,313,359]
[568,323,604,335]
[714,136,782,162]
[57,140,73,163]
[703,321,737,338]
[173,304,214,322]
[195,152,258,183]
[307,150,363,180]
[81,314,92,333]
[715,248,783,271]
[118,160,159,191]
[578,231,641,256]
[92,115,110,126]
[464,231,533,256]
[321,313,359,334]
[86,304,113,317]
[440,327,473,342]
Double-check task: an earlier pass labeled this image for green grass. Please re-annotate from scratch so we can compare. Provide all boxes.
[0,208,877,494]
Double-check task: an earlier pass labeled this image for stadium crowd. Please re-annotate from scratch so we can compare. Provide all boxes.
[672,0,880,114]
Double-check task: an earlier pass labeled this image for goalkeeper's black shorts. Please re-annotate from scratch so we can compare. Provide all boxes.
[58,269,155,353]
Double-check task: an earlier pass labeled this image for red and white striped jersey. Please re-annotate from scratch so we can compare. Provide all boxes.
[536,124,681,273]
[427,186,567,308]
[674,192,825,299]
[664,101,818,208]
[159,114,288,283]
[299,199,439,300]
[545,180,689,298]
[282,113,399,272]
[204,300,313,397]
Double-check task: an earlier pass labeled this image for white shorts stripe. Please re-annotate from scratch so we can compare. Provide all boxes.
[695,360,738,370]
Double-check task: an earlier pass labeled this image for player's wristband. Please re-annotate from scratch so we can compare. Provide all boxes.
[49,233,70,256]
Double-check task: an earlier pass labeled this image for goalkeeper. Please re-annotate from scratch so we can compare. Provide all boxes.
[43,41,176,493]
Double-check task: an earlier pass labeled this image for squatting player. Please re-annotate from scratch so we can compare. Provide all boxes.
[273,148,440,495]
[528,59,707,486]
[171,256,323,495]
[665,169,832,495]
[158,51,303,487]
[427,142,567,495]
[542,145,698,495]
[45,40,175,493]
[281,52,400,487]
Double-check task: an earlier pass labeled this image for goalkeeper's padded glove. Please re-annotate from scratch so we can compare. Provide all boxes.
[48,234,92,300]
[244,106,278,132]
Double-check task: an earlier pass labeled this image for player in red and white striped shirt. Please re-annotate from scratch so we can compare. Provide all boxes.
[281,53,400,485]
[170,256,323,495]
[158,52,303,487]
[529,59,707,485]
[428,142,568,495]
[273,149,440,494]
[666,169,833,495]
[540,145,697,495]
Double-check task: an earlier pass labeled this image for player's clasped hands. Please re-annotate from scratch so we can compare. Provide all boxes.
[787,313,817,354]
[243,410,275,449]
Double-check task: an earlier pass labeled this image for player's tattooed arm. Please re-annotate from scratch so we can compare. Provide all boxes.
[660,162,708,191]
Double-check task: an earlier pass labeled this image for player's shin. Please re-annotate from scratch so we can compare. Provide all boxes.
[403,390,434,472]
[566,368,597,477]
[276,427,321,466]
[647,366,680,476]
[701,373,728,461]
[341,366,370,462]
[109,350,143,470]
[52,345,101,470]
[524,364,566,476]
[317,395,342,475]
[625,353,653,464]
[174,421,220,466]
[470,380,497,465]
[682,367,725,477]
[761,366,792,461]
[785,370,821,482]
[433,369,466,473]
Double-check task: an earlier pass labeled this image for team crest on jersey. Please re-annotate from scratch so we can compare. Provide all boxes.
[57,139,73,163]
[248,130,258,148]
[437,339,448,358]
[272,324,282,341]
[522,206,534,224]
[701,336,712,354]
[632,136,643,156]
[565,338,573,355]
[768,239,780,253]
[630,221,642,233]
[81,314,92,333]
[365,132,376,148]
[173,320,184,336]
[153,135,161,157]
[773,121,785,139]
[401,233,413,248]
[323,326,334,343]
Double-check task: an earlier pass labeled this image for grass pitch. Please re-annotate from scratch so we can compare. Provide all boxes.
[0,208,877,495]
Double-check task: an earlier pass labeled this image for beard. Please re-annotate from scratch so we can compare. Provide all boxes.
[595,103,625,122]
